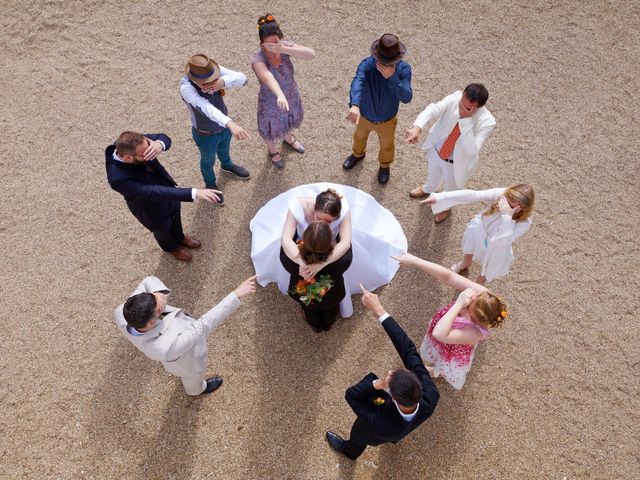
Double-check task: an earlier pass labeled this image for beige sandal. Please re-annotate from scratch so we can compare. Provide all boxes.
[451,262,469,274]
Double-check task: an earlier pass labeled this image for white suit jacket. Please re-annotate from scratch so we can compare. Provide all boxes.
[114,276,241,378]
[413,90,496,188]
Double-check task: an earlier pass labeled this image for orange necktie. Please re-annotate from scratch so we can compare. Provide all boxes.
[438,123,460,160]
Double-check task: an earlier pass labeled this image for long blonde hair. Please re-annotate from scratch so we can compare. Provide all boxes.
[484,184,535,222]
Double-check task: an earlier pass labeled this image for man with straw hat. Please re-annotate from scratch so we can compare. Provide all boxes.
[180,54,251,206]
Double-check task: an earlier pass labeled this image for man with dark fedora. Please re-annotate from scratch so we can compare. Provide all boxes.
[180,54,251,206]
[343,34,413,184]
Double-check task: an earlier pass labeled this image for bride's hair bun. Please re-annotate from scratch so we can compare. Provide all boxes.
[315,189,342,219]
[299,222,334,264]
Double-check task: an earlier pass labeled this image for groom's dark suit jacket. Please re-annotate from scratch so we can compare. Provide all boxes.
[105,133,193,231]
[346,316,439,446]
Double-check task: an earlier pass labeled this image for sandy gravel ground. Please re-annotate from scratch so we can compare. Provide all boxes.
[1,1,638,478]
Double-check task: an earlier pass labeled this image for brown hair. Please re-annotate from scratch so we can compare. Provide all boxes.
[299,222,334,264]
[468,291,507,329]
[314,189,342,219]
[258,14,283,43]
[115,131,146,157]
[484,184,535,222]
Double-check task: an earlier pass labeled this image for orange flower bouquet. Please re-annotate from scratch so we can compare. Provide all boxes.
[290,274,334,306]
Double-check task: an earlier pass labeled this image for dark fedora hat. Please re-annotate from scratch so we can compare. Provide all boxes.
[370,34,406,65]
[185,54,220,83]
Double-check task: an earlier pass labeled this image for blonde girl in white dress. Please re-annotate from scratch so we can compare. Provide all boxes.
[423,184,535,283]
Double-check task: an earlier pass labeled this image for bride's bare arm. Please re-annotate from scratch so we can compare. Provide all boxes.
[326,212,352,263]
[281,210,302,263]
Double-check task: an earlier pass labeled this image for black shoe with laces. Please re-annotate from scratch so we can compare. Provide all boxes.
[202,376,223,394]
[342,154,365,170]
[377,167,390,184]
[221,164,251,179]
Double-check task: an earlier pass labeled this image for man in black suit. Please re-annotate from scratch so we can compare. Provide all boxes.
[326,284,440,459]
[106,131,220,261]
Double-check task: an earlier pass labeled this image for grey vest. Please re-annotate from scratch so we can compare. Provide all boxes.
[185,81,228,134]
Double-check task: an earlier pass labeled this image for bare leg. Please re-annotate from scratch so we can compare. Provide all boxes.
[283,131,304,152]
[425,365,439,378]
[476,275,486,284]
[452,254,473,273]
[266,140,282,164]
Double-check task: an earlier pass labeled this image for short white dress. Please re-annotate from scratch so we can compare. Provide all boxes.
[249,183,407,317]
[431,188,532,282]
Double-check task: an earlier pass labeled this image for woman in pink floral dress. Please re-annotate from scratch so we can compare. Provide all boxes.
[393,253,507,390]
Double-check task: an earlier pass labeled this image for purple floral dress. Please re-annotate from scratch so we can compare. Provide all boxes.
[252,41,304,141]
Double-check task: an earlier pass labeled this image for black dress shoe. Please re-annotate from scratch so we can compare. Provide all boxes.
[203,376,223,394]
[378,167,390,184]
[343,154,365,170]
[326,431,357,460]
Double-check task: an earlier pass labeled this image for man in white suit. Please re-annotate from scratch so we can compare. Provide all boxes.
[405,84,496,223]
[114,275,256,396]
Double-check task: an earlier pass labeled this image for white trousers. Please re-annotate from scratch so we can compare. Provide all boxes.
[423,148,459,214]
[180,372,207,396]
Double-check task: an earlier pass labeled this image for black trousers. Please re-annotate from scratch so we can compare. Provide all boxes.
[343,417,371,458]
[302,303,340,331]
[152,203,185,252]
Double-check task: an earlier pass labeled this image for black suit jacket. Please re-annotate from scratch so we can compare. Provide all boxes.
[280,246,353,311]
[105,133,193,231]
[345,316,439,445]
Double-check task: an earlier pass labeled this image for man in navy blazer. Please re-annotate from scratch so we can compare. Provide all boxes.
[326,284,440,459]
[106,131,221,261]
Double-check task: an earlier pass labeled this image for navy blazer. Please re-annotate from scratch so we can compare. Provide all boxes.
[345,316,439,445]
[105,133,194,231]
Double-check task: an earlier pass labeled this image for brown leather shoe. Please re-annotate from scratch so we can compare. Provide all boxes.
[434,210,451,224]
[409,185,429,198]
[170,247,192,262]
[181,236,202,249]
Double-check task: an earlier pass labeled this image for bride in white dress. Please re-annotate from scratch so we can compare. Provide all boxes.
[250,183,407,317]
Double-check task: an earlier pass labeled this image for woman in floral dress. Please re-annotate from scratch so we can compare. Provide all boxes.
[252,14,316,168]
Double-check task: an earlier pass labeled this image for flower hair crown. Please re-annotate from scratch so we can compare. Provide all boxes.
[496,296,508,325]
[258,14,276,27]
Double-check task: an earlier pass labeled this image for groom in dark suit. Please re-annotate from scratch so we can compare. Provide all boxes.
[326,284,440,459]
[106,131,221,261]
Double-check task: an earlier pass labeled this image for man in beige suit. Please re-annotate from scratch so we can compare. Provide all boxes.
[114,275,256,395]
[406,83,496,223]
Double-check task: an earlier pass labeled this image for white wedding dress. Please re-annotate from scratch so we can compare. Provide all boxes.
[249,183,407,317]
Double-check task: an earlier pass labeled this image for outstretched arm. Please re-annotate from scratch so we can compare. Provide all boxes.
[359,285,439,412]
[393,253,488,293]
[165,276,256,361]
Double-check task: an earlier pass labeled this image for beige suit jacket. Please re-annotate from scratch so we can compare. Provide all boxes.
[114,276,240,379]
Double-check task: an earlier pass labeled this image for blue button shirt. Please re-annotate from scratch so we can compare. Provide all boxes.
[349,56,413,123]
